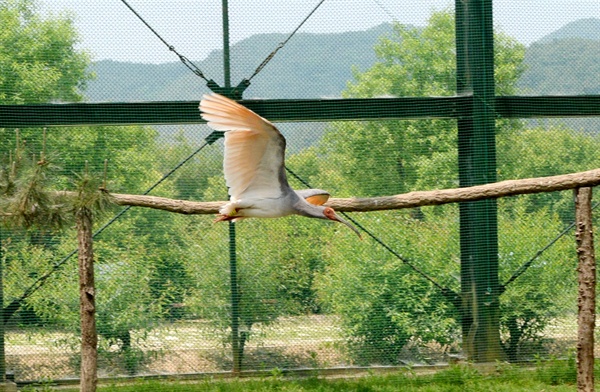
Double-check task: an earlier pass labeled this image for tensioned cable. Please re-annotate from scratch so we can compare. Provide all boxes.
[246,0,327,82]
[120,0,326,86]
[4,135,219,320]
[119,0,210,82]
[370,0,398,24]
[503,200,600,289]
[285,166,452,295]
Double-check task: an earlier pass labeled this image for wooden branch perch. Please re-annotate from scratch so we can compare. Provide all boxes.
[330,168,600,212]
[65,168,600,215]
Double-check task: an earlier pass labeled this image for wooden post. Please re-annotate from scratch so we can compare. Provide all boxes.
[77,206,97,392]
[574,187,595,392]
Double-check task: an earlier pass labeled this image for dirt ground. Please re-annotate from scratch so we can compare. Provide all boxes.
[6,315,579,382]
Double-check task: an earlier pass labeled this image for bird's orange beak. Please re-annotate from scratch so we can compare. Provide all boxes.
[324,208,362,239]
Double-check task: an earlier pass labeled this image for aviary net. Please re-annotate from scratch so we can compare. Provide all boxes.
[0,0,599,388]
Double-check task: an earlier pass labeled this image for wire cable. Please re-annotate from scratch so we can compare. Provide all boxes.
[4,134,219,320]
[120,0,326,88]
[285,166,454,296]
[119,0,210,82]
[246,0,327,82]
[503,200,600,289]
[371,0,398,24]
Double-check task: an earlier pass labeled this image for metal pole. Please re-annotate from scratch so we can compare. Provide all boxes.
[455,0,503,362]
[228,221,241,374]
[222,0,231,89]
[221,0,240,374]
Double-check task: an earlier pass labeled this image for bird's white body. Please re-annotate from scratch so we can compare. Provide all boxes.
[219,193,299,219]
[199,93,361,237]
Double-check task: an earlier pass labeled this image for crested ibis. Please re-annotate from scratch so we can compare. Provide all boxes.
[199,93,361,238]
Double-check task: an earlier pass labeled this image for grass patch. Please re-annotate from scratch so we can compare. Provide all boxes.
[22,363,580,392]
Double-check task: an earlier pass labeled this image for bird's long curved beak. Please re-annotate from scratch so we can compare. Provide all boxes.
[333,213,362,239]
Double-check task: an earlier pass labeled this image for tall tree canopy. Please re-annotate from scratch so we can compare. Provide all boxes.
[0,0,91,104]
[315,10,526,198]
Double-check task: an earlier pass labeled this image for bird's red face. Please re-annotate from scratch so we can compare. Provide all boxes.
[322,207,337,220]
[323,207,362,239]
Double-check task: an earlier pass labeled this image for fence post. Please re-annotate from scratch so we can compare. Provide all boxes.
[574,187,595,392]
[0,230,5,384]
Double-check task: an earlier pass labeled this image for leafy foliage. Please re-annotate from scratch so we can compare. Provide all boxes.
[1,2,597,378]
[0,2,175,368]
[0,131,67,229]
[316,210,460,364]
[498,125,600,222]
[310,9,581,363]
[0,0,91,104]
[497,200,576,361]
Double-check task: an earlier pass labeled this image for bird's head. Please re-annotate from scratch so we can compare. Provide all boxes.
[321,207,362,239]
[295,193,362,239]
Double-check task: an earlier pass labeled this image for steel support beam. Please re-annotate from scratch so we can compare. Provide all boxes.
[1,96,599,128]
[456,0,505,362]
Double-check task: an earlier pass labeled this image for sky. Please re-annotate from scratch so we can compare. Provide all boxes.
[39,0,600,64]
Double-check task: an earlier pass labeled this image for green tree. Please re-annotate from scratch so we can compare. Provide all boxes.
[155,132,223,202]
[497,199,576,362]
[311,9,581,363]
[0,0,91,104]
[315,209,460,364]
[0,1,188,372]
[317,10,525,198]
[0,132,192,375]
[498,125,600,222]
[181,192,342,366]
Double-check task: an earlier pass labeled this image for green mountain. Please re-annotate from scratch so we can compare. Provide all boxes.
[85,61,187,102]
[537,18,600,43]
[84,18,600,101]
[519,38,600,95]
[519,17,600,95]
[84,23,393,102]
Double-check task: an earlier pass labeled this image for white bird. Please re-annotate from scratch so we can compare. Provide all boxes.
[199,93,361,238]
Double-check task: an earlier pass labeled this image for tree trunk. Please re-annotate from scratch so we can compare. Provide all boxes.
[77,207,97,392]
[574,187,595,392]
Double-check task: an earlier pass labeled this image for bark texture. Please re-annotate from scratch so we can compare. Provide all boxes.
[75,168,600,214]
[574,187,595,392]
[77,207,97,392]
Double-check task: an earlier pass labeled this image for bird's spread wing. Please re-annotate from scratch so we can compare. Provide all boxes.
[295,189,330,206]
[200,93,289,201]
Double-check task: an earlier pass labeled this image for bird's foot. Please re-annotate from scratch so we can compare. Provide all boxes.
[214,214,233,223]
[214,208,237,223]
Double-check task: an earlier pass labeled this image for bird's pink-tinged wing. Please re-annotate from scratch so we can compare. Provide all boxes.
[200,93,287,200]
